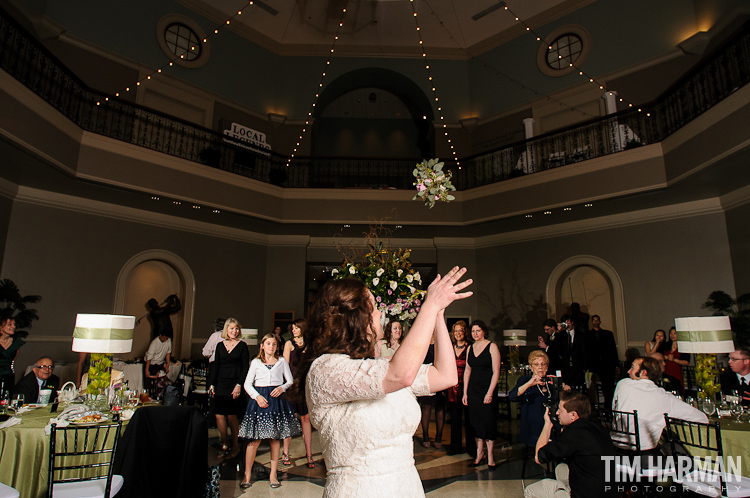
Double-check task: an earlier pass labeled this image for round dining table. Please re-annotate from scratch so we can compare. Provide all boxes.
[0,405,131,498]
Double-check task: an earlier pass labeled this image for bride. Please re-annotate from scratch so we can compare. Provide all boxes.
[290,267,472,497]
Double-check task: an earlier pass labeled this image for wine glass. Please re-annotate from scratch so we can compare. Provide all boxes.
[702,399,716,417]
[731,401,743,421]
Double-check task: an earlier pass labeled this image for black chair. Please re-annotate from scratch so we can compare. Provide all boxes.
[186,360,211,419]
[664,415,750,497]
[113,405,207,498]
[682,366,698,396]
[497,370,512,418]
[48,421,123,498]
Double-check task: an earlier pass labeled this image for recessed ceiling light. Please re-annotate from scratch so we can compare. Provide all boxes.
[172,201,181,205]
[151,196,160,201]
[212,209,221,214]
[544,211,552,215]
[563,207,572,211]
[525,214,533,218]
[343,224,351,228]
[584,203,593,207]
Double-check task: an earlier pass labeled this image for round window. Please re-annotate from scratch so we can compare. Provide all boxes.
[537,25,590,77]
[546,34,583,70]
[165,23,202,61]
[156,15,210,68]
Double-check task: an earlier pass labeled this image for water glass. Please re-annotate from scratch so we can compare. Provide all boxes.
[731,402,743,421]
[10,394,23,414]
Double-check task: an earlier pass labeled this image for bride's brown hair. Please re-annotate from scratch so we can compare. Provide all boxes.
[287,278,376,400]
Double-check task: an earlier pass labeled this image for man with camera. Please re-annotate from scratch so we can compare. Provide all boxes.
[525,390,615,498]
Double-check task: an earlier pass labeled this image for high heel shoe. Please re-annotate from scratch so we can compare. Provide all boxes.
[280,453,292,466]
[468,455,486,467]
[306,455,315,469]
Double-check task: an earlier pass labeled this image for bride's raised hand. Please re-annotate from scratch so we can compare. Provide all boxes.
[424,266,473,310]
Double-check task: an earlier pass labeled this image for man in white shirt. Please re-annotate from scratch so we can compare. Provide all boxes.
[612,357,707,451]
[202,318,226,363]
[145,333,172,379]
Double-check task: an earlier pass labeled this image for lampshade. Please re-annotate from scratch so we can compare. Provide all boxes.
[241,328,258,346]
[72,314,135,354]
[503,329,527,346]
[674,316,734,354]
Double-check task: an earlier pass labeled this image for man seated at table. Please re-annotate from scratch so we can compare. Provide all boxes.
[526,390,615,498]
[721,348,750,405]
[144,333,172,396]
[648,352,683,396]
[613,356,706,451]
[12,356,59,403]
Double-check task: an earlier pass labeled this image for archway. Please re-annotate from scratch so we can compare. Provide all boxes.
[546,255,628,358]
[113,250,195,359]
[312,68,435,159]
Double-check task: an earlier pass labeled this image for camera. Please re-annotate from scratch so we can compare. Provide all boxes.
[558,322,568,330]
[542,375,562,423]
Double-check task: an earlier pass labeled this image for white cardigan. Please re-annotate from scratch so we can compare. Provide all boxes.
[243,357,294,399]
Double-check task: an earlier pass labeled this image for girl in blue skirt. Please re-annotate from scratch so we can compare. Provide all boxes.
[239,333,301,488]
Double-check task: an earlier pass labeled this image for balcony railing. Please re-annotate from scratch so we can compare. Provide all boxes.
[1,7,748,190]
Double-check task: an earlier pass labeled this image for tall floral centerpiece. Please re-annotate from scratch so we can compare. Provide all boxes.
[331,239,425,327]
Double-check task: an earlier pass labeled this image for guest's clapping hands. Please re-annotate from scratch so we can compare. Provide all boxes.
[270,387,284,398]
[256,395,269,408]
[424,267,473,311]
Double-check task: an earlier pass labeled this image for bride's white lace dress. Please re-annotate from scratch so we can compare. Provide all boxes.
[306,354,431,497]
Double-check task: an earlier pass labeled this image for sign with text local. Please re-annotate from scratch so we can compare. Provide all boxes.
[223,122,271,155]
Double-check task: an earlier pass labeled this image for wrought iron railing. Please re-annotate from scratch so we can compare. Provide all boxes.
[1,7,748,190]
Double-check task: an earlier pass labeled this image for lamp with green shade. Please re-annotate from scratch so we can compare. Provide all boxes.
[675,316,734,401]
[72,314,135,408]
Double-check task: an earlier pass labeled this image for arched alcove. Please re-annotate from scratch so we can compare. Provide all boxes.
[113,250,195,359]
[312,68,434,159]
[546,255,628,357]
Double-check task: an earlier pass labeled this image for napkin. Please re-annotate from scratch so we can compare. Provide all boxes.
[0,417,21,430]
[44,418,70,435]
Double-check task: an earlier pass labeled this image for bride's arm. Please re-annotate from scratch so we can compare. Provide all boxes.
[383,267,472,394]
[426,309,458,392]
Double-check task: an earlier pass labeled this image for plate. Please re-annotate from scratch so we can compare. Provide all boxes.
[68,411,108,425]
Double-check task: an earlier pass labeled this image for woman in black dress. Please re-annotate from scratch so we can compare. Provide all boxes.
[208,317,250,460]
[462,319,501,468]
[282,318,315,468]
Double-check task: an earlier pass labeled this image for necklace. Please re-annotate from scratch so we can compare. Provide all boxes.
[536,383,550,398]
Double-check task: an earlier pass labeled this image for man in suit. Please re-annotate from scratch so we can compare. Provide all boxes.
[587,315,620,408]
[563,314,587,388]
[12,356,59,403]
[538,318,569,379]
[721,348,750,405]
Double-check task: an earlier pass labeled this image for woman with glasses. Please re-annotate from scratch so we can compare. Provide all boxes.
[509,351,568,448]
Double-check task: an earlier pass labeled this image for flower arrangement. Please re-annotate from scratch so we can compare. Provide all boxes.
[331,240,425,326]
[413,158,456,209]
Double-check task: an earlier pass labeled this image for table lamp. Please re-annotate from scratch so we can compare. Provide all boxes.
[72,314,135,403]
[504,329,527,370]
[241,328,258,346]
[675,316,734,400]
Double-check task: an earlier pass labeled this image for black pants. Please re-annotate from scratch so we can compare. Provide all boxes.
[448,401,476,457]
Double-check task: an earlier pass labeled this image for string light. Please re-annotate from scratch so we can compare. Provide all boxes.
[95,1,257,105]
[409,2,460,169]
[497,2,645,114]
[287,6,350,167]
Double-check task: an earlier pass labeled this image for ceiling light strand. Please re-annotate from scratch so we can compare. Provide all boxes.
[287,4,350,167]
[499,2,645,114]
[409,1,460,168]
[96,1,257,105]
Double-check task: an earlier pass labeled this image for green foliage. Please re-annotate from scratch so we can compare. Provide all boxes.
[0,279,41,329]
[86,353,113,395]
[413,158,456,209]
[702,290,750,349]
